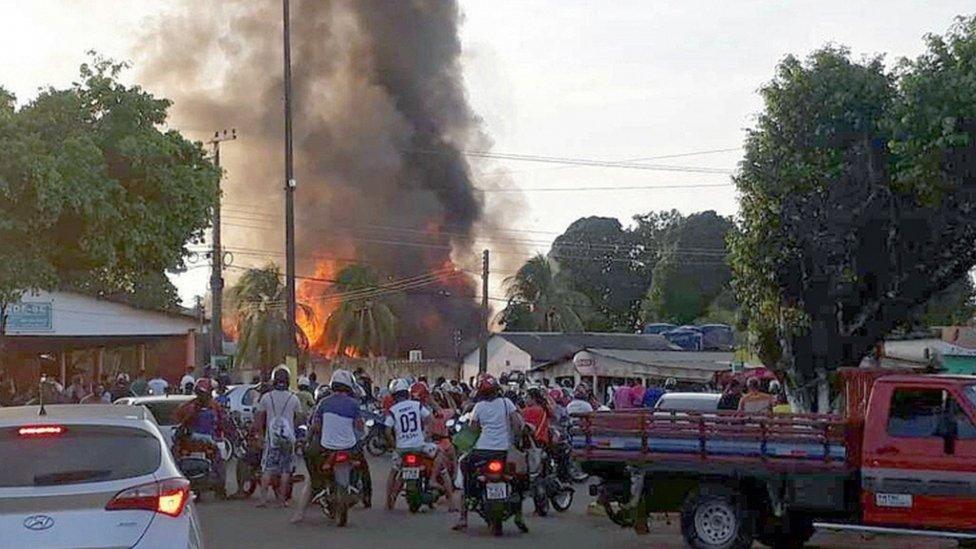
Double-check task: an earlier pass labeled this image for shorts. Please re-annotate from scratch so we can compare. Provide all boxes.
[392,443,438,469]
[261,445,294,475]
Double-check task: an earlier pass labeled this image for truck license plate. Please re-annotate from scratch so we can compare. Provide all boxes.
[486,482,508,500]
[402,467,420,480]
[875,493,912,508]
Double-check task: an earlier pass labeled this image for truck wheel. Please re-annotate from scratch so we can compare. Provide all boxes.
[681,489,754,549]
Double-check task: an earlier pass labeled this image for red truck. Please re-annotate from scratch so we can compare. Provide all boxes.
[573,370,976,548]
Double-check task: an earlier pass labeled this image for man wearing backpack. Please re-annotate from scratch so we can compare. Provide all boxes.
[255,366,303,508]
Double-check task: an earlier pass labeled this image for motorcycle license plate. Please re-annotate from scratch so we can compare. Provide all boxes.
[486,482,508,500]
[402,467,421,480]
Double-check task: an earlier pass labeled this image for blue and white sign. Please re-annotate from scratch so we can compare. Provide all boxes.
[5,302,53,332]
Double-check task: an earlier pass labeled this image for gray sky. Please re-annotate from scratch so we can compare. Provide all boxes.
[2,0,972,304]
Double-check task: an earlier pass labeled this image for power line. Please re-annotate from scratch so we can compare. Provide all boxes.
[408,148,734,174]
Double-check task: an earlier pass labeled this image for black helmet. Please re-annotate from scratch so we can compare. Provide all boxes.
[271,366,290,390]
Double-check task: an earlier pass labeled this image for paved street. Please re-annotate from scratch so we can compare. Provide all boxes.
[197,456,956,549]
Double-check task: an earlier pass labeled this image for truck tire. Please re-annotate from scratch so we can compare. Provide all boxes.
[681,488,755,549]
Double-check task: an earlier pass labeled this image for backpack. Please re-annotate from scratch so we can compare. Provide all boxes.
[267,392,296,453]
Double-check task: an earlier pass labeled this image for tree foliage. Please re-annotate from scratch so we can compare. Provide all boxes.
[642,211,733,325]
[227,265,313,369]
[0,54,218,316]
[499,255,591,332]
[549,217,646,330]
[730,18,976,408]
[322,264,398,357]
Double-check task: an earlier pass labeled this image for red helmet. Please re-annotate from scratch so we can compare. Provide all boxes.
[194,377,213,395]
[409,382,430,404]
[476,374,500,397]
[549,388,567,406]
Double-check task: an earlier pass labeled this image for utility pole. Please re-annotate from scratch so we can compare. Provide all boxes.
[208,129,236,365]
[282,0,298,356]
[479,249,489,375]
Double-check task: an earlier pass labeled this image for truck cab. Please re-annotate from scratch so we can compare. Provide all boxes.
[861,375,976,532]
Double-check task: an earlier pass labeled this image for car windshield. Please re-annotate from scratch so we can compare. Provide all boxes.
[0,425,160,487]
[143,400,186,426]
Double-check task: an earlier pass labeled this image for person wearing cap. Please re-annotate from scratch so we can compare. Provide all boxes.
[180,366,196,394]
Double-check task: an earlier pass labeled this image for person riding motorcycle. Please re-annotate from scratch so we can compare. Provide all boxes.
[296,375,316,414]
[383,379,456,511]
[291,369,372,524]
[454,374,527,533]
[173,378,227,491]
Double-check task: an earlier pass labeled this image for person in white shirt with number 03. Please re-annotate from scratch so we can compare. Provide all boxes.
[384,379,456,511]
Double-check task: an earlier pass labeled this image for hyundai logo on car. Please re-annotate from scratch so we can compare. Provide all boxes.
[23,515,55,531]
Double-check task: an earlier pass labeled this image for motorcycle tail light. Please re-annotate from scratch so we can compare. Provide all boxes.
[486,460,504,474]
[404,454,419,466]
[334,452,350,463]
[106,478,190,518]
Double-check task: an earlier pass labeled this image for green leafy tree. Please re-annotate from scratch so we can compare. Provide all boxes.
[730,18,976,410]
[500,255,591,332]
[0,54,218,362]
[642,211,733,325]
[227,265,313,369]
[322,264,398,357]
[549,217,648,331]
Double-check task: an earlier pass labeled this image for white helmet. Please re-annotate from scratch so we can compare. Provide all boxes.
[297,375,311,388]
[330,369,355,391]
[391,378,410,394]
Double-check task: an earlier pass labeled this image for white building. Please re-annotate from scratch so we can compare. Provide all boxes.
[462,332,733,400]
[4,290,202,387]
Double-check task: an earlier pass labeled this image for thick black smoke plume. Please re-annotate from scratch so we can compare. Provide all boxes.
[140,0,501,358]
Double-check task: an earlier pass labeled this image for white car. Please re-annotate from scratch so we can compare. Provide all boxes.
[654,392,722,412]
[221,384,260,424]
[114,395,195,449]
[0,404,203,548]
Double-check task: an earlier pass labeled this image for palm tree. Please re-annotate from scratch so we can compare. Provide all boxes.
[321,264,397,357]
[226,264,314,371]
[501,254,590,332]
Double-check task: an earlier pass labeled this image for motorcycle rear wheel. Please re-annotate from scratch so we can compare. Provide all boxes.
[365,436,387,457]
[533,485,550,517]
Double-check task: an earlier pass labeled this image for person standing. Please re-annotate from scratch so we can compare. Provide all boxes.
[147,372,169,396]
[63,375,88,403]
[180,366,196,395]
[737,377,775,414]
[629,379,646,408]
[717,379,743,411]
[130,368,149,397]
[641,380,666,408]
[255,367,303,508]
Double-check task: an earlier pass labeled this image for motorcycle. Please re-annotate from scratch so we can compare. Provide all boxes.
[362,410,391,456]
[528,443,574,516]
[172,426,227,501]
[471,456,522,536]
[234,421,304,501]
[311,449,368,527]
[398,451,444,513]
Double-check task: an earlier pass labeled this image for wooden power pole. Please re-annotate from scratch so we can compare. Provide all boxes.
[479,249,489,375]
[208,129,236,364]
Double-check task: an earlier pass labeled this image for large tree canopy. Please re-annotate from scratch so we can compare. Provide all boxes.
[642,211,733,325]
[549,216,646,331]
[499,255,591,332]
[322,264,398,357]
[0,55,218,316]
[730,18,976,409]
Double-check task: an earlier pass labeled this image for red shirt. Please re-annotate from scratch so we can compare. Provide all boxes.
[522,405,551,444]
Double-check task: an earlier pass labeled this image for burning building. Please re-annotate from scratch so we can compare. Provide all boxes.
[140,0,507,358]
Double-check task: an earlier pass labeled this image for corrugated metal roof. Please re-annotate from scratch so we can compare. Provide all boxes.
[497,332,677,364]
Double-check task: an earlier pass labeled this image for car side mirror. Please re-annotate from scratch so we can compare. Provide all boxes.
[935,411,958,455]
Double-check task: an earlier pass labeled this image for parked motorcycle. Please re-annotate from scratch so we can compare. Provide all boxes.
[311,449,368,527]
[398,451,444,513]
[528,445,574,516]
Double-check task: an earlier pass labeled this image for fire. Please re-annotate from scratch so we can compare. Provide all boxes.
[297,259,342,356]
